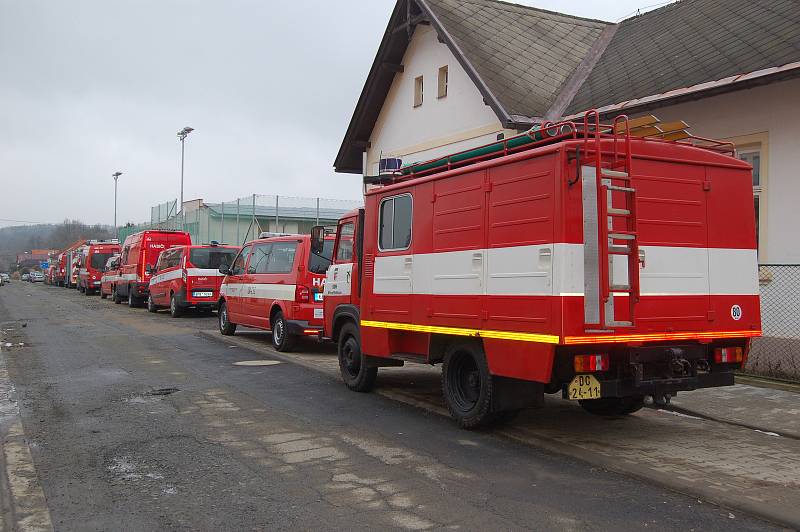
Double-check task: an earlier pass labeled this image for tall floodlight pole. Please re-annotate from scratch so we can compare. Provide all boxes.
[177,126,194,230]
[112,172,123,239]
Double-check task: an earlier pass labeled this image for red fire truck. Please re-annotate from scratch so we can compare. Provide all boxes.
[217,233,334,351]
[77,240,121,295]
[115,230,192,307]
[316,112,761,428]
[56,240,87,288]
[100,255,121,300]
[147,243,239,317]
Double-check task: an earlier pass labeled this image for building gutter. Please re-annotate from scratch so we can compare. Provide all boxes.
[563,61,800,120]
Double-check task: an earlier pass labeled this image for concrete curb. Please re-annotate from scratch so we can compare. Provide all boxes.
[197,329,799,530]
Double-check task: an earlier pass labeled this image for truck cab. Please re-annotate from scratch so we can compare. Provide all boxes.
[78,240,121,295]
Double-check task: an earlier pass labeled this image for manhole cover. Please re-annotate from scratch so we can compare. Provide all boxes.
[233,360,281,367]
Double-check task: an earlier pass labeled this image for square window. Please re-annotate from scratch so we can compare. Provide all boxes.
[438,66,448,98]
[414,76,423,107]
[379,194,412,250]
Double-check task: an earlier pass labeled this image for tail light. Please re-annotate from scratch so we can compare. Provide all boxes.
[295,285,311,303]
[574,354,609,373]
[714,347,743,364]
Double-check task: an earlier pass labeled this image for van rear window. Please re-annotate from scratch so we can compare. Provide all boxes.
[308,240,334,274]
[91,253,115,269]
[189,248,238,269]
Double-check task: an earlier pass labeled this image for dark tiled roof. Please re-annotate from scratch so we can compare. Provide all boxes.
[566,0,800,114]
[424,0,609,118]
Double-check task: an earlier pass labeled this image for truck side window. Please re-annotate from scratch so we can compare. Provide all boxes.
[249,244,272,274]
[267,242,298,273]
[336,223,355,262]
[230,246,252,276]
[379,194,412,250]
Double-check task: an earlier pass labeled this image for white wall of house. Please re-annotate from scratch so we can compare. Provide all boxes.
[653,77,800,263]
[366,24,516,176]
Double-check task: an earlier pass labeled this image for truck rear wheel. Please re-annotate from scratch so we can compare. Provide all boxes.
[218,301,236,336]
[112,285,122,304]
[338,322,377,392]
[270,311,296,352]
[128,289,139,308]
[441,342,497,429]
[579,396,645,417]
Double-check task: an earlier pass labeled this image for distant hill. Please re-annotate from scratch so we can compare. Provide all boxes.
[0,220,114,271]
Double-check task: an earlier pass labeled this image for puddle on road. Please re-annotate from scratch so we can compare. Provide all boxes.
[233,360,281,367]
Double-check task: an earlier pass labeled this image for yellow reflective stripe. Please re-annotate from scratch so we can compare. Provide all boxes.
[360,320,561,344]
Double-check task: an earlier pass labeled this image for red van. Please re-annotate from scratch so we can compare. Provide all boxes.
[100,254,122,300]
[147,243,240,317]
[218,234,333,351]
[116,230,192,307]
[78,240,121,295]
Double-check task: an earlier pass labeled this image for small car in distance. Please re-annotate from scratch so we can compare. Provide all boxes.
[218,233,333,351]
[21,273,30,282]
[147,242,239,317]
[1,273,10,284]
[30,272,45,282]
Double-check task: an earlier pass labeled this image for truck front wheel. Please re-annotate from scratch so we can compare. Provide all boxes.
[579,396,645,416]
[338,322,377,392]
[442,342,496,429]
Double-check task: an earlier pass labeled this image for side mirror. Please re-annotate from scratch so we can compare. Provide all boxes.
[310,225,325,256]
[145,264,154,274]
[218,266,231,275]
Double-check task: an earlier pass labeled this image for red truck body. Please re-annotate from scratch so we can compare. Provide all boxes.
[116,230,192,307]
[321,114,761,427]
[218,234,333,351]
[56,240,88,288]
[148,243,240,316]
[78,240,121,295]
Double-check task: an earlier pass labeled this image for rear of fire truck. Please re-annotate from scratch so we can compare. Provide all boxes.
[554,112,760,416]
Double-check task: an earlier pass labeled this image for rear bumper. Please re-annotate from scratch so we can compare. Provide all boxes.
[285,320,322,337]
[563,370,735,399]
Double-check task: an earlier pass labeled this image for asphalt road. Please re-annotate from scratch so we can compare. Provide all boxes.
[0,282,780,531]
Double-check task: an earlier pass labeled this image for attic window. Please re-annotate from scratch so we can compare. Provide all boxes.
[414,76,423,107]
[438,66,448,98]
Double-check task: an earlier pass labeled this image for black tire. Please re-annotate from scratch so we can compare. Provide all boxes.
[147,295,158,313]
[579,395,645,417]
[169,294,182,318]
[128,288,138,308]
[218,301,236,336]
[338,322,377,392]
[270,311,296,352]
[100,291,107,300]
[112,285,122,304]
[441,342,496,429]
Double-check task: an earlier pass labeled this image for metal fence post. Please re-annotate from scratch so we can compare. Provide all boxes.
[275,195,279,232]
[206,205,210,244]
[252,194,256,239]
[236,198,241,244]
[221,202,225,244]
[316,197,320,226]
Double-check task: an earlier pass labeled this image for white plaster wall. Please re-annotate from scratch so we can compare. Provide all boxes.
[653,77,800,263]
[366,24,512,175]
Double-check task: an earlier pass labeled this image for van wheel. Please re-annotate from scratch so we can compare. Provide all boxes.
[147,295,158,313]
[218,301,236,336]
[338,322,377,392]
[579,396,645,417]
[112,286,122,304]
[442,342,496,429]
[170,294,183,318]
[271,312,296,352]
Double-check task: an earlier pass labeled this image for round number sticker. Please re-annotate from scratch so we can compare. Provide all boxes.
[731,304,742,321]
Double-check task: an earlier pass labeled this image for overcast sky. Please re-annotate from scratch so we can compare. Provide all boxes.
[0,0,667,228]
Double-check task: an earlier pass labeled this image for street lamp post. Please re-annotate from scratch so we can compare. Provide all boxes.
[112,172,123,240]
[177,126,194,230]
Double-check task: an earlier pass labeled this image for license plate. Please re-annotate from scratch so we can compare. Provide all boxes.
[314,293,324,302]
[193,291,213,298]
[567,374,602,400]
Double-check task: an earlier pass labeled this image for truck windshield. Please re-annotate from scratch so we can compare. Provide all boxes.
[189,248,239,269]
[308,240,334,274]
[91,253,115,269]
